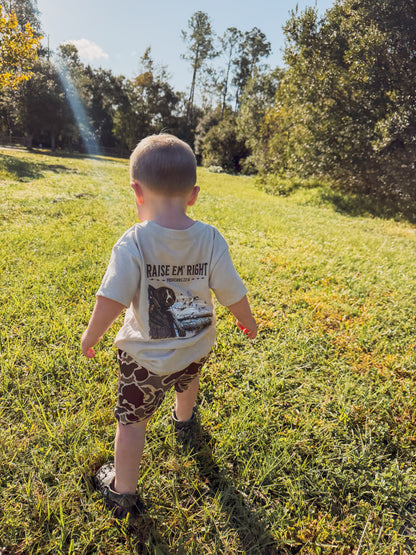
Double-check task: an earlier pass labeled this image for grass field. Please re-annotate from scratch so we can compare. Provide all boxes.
[1,148,416,554]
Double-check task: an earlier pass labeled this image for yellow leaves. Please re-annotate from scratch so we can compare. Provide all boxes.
[0,5,41,90]
[134,71,153,88]
[259,252,287,270]
[254,307,279,331]
[301,286,412,379]
[2,10,18,30]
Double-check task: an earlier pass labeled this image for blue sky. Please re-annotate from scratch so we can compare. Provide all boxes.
[37,0,334,92]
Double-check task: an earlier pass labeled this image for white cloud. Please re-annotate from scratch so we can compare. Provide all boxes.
[64,38,109,63]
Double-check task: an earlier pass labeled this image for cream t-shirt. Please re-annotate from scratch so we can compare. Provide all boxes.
[97,220,247,373]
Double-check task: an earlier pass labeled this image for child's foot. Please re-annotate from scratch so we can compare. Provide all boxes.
[171,406,198,450]
[94,461,144,520]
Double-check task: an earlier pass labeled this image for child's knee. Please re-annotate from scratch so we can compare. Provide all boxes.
[117,418,149,435]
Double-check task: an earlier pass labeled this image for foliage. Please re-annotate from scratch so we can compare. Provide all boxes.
[190,25,272,117]
[82,66,128,148]
[265,0,416,204]
[194,105,222,160]
[255,173,324,197]
[181,11,218,114]
[57,42,82,70]
[6,0,42,36]
[0,8,273,157]
[237,68,281,173]
[9,58,73,147]
[114,47,185,150]
[195,66,278,175]
[0,4,41,89]
[1,149,416,553]
[232,27,271,110]
[200,109,248,173]
[218,27,242,116]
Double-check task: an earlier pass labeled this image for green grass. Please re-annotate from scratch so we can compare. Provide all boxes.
[255,173,416,223]
[1,148,416,554]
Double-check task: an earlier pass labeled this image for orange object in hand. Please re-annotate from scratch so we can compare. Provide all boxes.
[237,322,249,335]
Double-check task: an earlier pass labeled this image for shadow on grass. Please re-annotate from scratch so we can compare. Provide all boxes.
[257,174,416,224]
[0,151,85,182]
[319,188,416,224]
[0,153,78,182]
[0,153,44,180]
[124,424,284,554]
[127,514,172,554]
[192,425,281,554]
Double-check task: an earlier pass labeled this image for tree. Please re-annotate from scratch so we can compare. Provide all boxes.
[113,47,182,150]
[56,44,131,151]
[181,11,217,115]
[6,0,42,35]
[55,43,100,152]
[237,68,281,173]
[11,57,73,148]
[0,4,41,89]
[267,0,416,204]
[135,48,181,131]
[219,27,242,116]
[58,43,83,71]
[232,27,271,110]
[200,108,248,173]
[194,106,222,160]
[83,65,127,147]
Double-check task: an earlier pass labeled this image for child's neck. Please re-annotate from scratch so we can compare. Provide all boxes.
[146,198,194,230]
[152,211,194,230]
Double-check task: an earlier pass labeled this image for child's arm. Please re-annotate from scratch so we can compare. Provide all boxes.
[227,295,257,339]
[81,295,126,358]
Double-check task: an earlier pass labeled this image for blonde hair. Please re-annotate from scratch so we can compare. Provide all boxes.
[130,134,197,195]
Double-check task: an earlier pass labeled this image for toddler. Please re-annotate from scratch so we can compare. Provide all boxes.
[81,134,257,519]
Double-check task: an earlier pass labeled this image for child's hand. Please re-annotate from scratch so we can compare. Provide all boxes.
[237,320,257,340]
[227,296,257,340]
[81,331,96,358]
[81,296,125,360]
[83,347,96,358]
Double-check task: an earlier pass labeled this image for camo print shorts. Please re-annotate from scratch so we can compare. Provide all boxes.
[115,350,208,425]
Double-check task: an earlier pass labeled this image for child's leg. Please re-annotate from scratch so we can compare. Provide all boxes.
[174,374,199,421]
[114,419,149,494]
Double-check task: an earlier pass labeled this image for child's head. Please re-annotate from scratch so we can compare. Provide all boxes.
[130,134,197,196]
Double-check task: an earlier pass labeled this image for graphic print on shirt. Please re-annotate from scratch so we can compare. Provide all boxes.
[148,284,212,340]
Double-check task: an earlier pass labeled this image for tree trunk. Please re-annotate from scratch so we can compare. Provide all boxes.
[187,51,200,118]
[25,133,33,149]
[221,58,231,118]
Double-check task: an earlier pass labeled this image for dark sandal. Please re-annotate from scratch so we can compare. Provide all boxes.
[171,406,198,449]
[94,461,144,520]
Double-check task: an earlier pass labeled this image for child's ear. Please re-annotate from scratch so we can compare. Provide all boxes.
[131,180,145,205]
[187,186,200,207]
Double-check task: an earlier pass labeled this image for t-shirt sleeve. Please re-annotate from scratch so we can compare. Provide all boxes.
[209,231,247,307]
[96,242,141,308]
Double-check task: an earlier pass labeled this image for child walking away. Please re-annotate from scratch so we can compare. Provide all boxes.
[81,134,257,520]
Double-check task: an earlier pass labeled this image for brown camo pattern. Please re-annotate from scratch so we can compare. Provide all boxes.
[115,350,207,424]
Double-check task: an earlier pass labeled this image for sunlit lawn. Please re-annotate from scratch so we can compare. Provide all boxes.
[1,148,416,554]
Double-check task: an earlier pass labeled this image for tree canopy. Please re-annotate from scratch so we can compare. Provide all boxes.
[181,11,217,114]
[0,4,41,89]
[262,0,416,203]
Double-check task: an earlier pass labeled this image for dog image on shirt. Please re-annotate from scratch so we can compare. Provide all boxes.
[148,285,186,339]
[148,284,214,340]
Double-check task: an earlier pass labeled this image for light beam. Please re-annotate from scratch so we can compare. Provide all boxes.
[56,62,100,157]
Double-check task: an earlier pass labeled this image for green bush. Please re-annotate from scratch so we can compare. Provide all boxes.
[201,113,249,173]
[262,0,416,203]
